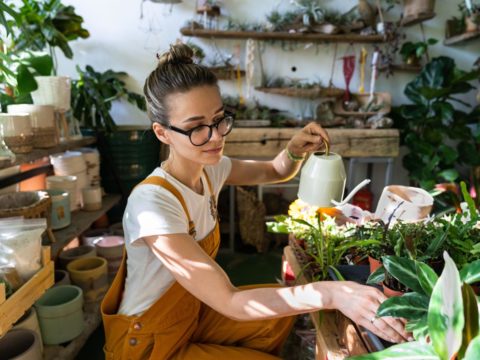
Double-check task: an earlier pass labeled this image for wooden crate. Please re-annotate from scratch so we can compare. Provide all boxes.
[0,246,54,336]
[284,246,368,359]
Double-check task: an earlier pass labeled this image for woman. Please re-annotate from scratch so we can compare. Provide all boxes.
[101,43,408,360]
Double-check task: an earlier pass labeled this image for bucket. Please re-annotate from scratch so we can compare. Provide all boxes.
[0,329,42,360]
[13,308,43,353]
[67,257,108,302]
[34,285,84,345]
[54,269,71,287]
[58,245,96,269]
[95,236,124,280]
[46,189,71,229]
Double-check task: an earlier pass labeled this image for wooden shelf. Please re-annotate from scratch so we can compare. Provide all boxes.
[444,30,480,46]
[50,194,122,258]
[180,27,386,43]
[400,12,436,27]
[0,247,54,336]
[0,137,96,170]
[44,301,101,360]
[379,63,422,73]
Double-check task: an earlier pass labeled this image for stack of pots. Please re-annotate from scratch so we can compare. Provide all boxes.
[50,151,89,209]
[95,236,125,281]
[0,113,33,154]
[78,148,101,187]
[7,104,57,148]
[34,285,84,345]
[46,175,78,212]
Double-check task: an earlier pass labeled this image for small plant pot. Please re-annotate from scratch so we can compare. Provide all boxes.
[368,256,382,274]
[13,308,43,353]
[95,236,125,281]
[382,281,405,298]
[0,329,42,360]
[67,257,108,302]
[465,16,479,33]
[34,285,84,345]
[405,55,420,66]
[58,245,96,269]
[54,269,71,287]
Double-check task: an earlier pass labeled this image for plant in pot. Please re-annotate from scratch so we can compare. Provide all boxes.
[399,38,438,66]
[350,252,480,360]
[459,1,480,32]
[392,56,480,191]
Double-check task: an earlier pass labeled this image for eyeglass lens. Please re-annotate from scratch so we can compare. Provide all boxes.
[190,116,233,145]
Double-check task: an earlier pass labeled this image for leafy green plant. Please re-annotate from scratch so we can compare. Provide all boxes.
[393,56,480,190]
[351,252,480,359]
[399,38,438,64]
[0,0,18,35]
[71,65,146,132]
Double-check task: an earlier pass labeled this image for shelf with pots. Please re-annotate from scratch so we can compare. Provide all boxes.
[444,29,480,45]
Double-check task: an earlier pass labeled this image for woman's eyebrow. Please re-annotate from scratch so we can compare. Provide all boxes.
[182,106,224,123]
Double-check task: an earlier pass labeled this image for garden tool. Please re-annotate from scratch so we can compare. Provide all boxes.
[358,47,368,94]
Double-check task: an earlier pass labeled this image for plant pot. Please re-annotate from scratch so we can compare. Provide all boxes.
[58,245,96,269]
[0,329,42,360]
[46,189,71,230]
[0,113,34,154]
[95,236,124,281]
[465,16,479,33]
[13,308,43,353]
[368,256,382,274]
[34,285,84,345]
[382,281,405,298]
[405,55,420,66]
[67,257,108,302]
[30,76,71,112]
[54,269,71,287]
[403,0,435,19]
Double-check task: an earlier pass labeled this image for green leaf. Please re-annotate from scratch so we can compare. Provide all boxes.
[428,252,464,360]
[460,259,480,284]
[406,315,429,340]
[416,261,438,296]
[458,284,480,358]
[464,335,480,360]
[348,341,438,359]
[265,222,289,234]
[377,292,429,319]
[24,54,53,75]
[15,64,38,94]
[438,169,459,182]
[383,256,424,294]
[461,181,478,221]
[366,265,385,285]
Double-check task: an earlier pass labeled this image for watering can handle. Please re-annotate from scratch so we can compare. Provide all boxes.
[324,139,330,155]
[330,179,371,207]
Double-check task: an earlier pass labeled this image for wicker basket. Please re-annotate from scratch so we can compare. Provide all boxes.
[0,191,54,242]
[235,187,268,253]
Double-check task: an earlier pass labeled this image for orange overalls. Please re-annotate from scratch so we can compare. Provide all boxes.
[101,174,295,359]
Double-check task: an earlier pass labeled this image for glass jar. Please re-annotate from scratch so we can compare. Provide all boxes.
[0,113,33,154]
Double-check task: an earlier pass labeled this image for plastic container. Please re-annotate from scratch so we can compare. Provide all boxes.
[34,285,84,345]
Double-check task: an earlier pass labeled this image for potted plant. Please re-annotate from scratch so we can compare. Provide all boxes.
[459,1,480,32]
[399,38,438,66]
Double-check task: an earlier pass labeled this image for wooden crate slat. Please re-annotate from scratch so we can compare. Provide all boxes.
[0,246,54,336]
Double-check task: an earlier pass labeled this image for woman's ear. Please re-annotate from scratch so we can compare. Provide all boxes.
[152,122,171,145]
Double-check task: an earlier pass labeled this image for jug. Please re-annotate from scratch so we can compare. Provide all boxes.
[297,143,370,207]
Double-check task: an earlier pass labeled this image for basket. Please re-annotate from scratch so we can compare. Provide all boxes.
[0,191,55,242]
[235,187,268,253]
[334,92,392,117]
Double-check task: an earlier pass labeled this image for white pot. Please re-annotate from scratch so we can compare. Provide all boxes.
[7,104,55,128]
[30,76,71,111]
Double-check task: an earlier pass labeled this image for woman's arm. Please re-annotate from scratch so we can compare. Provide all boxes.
[225,122,330,186]
[144,233,409,343]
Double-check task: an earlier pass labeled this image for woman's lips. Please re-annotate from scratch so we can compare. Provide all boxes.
[203,146,223,154]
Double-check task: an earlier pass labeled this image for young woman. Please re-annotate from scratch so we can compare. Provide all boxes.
[101,43,409,360]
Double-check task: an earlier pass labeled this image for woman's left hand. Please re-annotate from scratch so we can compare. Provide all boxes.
[287,122,330,158]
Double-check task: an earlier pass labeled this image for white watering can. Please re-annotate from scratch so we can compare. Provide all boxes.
[297,142,371,207]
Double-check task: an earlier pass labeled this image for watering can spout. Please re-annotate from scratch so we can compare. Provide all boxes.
[330,179,371,207]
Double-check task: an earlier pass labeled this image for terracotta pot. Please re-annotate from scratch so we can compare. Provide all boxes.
[382,282,405,298]
[67,257,108,302]
[0,329,42,360]
[368,256,382,274]
[465,16,479,33]
[403,0,435,19]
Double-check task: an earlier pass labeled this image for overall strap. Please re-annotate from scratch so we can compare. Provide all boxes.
[138,176,196,237]
[203,169,214,195]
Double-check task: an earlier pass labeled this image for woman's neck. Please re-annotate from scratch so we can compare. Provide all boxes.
[162,156,204,194]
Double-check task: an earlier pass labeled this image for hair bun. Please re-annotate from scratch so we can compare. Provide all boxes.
[157,43,194,66]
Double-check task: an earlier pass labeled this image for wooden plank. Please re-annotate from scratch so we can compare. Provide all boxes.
[284,246,368,359]
[444,30,480,46]
[0,137,96,170]
[224,128,399,158]
[0,246,54,336]
[180,28,386,43]
[50,194,122,258]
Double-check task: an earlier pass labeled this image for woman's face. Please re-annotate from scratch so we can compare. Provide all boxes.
[163,85,227,166]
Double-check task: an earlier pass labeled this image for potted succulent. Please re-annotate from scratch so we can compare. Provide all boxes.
[399,38,438,66]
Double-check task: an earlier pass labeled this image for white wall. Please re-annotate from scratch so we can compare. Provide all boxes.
[57,0,480,202]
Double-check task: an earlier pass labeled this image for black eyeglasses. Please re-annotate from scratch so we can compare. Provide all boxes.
[168,112,235,146]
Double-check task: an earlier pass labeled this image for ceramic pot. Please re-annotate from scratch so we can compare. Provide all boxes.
[46,189,71,230]
[30,76,71,112]
[0,329,42,360]
[465,16,479,32]
[0,113,33,154]
[67,257,108,302]
[109,222,124,237]
[368,256,382,274]
[13,308,43,353]
[382,282,405,298]
[95,236,125,281]
[81,228,111,247]
[34,285,84,345]
[54,269,71,287]
[58,245,96,269]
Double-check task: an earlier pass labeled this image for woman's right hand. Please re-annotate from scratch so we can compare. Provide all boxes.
[328,281,411,343]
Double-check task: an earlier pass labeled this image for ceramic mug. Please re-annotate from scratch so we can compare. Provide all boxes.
[82,186,102,211]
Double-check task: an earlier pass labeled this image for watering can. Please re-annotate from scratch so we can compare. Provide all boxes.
[297,142,370,207]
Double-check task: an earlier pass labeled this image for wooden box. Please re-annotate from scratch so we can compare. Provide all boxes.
[0,246,54,336]
[283,246,368,359]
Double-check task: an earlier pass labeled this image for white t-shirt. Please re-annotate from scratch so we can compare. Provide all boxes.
[118,156,232,316]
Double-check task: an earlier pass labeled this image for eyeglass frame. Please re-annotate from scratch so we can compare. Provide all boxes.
[167,111,235,146]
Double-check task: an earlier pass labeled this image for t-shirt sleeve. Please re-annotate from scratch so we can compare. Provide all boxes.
[123,184,189,245]
[206,156,232,196]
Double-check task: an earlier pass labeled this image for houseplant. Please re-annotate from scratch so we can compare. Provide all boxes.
[459,1,480,32]
[399,38,438,66]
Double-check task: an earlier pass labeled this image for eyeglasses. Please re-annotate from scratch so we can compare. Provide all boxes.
[168,112,235,146]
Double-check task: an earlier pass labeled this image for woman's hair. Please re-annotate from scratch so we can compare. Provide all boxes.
[144,43,218,126]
